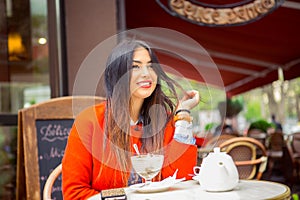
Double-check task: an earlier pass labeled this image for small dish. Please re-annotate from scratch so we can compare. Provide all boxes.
[129,182,172,193]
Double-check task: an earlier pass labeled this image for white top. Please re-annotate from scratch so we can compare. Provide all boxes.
[89,179,290,200]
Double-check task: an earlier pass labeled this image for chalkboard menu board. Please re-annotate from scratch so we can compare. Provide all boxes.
[36,119,74,199]
[16,96,105,200]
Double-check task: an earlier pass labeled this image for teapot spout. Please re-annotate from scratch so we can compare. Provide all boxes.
[218,162,229,176]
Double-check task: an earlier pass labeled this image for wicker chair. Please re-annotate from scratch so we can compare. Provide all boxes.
[285,132,300,186]
[43,163,62,200]
[219,137,268,180]
[203,134,237,150]
[266,131,284,178]
[290,132,300,156]
[247,129,267,147]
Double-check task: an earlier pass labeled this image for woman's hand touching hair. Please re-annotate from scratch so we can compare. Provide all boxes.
[177,90,200,111]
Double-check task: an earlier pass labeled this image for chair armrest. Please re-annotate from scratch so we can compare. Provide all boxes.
[43,164,62,200]
[235,156,267,166]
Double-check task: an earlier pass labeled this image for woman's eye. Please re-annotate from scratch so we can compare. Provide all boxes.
[132,65,140,69]
[132,64,154,70]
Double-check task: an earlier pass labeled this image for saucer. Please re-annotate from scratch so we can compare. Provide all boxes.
[129,182,171,193]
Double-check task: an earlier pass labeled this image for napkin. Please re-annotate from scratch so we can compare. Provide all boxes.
[146,169,186,188]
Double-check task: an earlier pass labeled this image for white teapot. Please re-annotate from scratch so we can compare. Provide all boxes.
[194,147,239,192]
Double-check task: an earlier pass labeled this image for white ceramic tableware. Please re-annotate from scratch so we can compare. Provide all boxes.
[197,147,239,192]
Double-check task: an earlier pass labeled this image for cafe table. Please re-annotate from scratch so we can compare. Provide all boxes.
[89,179,291,200]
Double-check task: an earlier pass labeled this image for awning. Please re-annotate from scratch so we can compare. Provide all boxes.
[124,0,300,96]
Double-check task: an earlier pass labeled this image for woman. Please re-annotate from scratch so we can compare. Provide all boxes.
[62,40,199,199]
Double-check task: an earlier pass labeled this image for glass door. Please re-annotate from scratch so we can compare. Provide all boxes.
[0,0,51,198]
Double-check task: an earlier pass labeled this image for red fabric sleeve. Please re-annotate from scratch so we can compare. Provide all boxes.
[62,107,100,200]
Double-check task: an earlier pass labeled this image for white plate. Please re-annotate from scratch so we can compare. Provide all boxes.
[129,182,172,193]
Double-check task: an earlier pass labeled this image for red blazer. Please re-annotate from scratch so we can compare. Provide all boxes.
[62,102,197,199]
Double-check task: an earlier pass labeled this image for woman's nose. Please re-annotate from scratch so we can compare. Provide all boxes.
[141,66,150,76]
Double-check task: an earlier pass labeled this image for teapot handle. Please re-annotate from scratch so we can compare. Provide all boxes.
[193,166,201,176]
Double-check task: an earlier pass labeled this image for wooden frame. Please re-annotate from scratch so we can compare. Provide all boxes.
[16,96,105,200]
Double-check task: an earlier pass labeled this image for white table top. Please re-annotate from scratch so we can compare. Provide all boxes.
[90,179,290,200]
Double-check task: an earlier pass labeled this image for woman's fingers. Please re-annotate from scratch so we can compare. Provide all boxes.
[179,90,200,110]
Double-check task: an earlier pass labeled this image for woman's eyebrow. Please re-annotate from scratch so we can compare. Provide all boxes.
[132,60,152,64]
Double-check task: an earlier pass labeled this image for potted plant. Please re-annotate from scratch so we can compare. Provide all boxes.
[248,119,274,133]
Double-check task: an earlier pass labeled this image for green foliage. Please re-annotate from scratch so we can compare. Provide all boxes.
[248,119,274,133]
[29,99,36,105]
[230,98,243,117]
[204,122,218,132]
[163,73,226,111]
[218,98,243,118]
[244,101,262,122]
[292,193,299,200]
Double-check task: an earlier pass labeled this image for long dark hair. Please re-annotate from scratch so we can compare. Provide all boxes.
[103,40,182,184]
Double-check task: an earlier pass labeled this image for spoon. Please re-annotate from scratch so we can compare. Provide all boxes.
[133,144,140,156]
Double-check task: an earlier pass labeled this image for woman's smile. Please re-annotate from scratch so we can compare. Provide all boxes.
[136,80,153,88]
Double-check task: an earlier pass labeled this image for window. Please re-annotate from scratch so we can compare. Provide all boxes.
[0,0,52,198]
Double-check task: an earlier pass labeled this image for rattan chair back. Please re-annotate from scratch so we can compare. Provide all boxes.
[219,137,268,180]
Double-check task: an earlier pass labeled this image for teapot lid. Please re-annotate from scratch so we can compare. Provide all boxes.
[213,147,221,153]
[207,147,227,157]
